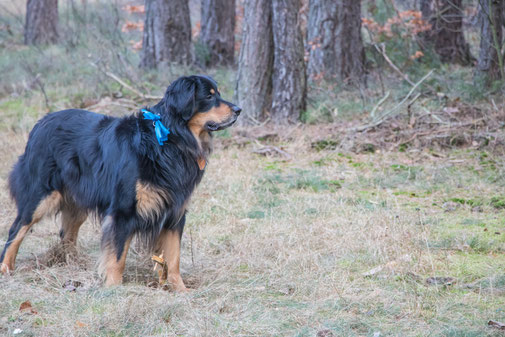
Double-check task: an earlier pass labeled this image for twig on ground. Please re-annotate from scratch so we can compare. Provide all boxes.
[252,140,292,160]
[190,228,195,268]
[370,91,390,119]
[252,146,292,160]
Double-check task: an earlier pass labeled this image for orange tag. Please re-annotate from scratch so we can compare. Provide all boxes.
[197,158,206,170]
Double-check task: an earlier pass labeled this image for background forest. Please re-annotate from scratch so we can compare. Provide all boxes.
[1,0,505,336]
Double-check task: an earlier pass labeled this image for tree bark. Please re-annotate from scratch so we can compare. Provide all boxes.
[271,0,307,124]
[24,0,59,45]
[420,0,473,65]
[234,0,274,125]
[307,0,365,84]
[475,0,504,82]
[200,0,236,67]
[140,0,192,69]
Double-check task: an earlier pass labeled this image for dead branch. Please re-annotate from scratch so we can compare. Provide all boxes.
[355,69,435,132]
[252,139,292,160]
[370,91,390,119]
[375,43,415,86]
[90,62,163,100]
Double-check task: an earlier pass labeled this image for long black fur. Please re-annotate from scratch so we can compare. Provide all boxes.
[1,75,240,264]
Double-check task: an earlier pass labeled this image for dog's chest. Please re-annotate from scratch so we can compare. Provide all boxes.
[134,178,198,223]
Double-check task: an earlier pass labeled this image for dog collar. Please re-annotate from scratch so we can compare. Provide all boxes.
[142,109,170,146]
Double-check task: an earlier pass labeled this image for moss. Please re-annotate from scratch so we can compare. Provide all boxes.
[311,138,340,151]
[490,196,505,209]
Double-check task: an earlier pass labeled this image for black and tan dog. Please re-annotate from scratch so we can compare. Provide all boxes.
[0,75,241,291]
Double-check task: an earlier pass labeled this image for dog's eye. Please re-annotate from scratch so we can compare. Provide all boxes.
[206,94,213,100]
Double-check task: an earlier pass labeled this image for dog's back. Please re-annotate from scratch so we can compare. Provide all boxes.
[9,109,115,216]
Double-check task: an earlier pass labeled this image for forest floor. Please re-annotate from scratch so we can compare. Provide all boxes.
[1,109,505,336]
[1,1,505,334]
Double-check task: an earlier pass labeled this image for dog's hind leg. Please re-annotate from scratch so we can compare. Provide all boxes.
[1,215,29,274]
[1,191,62,274]
[59,200,87,251]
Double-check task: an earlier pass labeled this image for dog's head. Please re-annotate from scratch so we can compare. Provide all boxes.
[163,75,241,133]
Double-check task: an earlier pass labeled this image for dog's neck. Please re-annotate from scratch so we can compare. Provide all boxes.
[188,127,213,170]
[198,130,213,158]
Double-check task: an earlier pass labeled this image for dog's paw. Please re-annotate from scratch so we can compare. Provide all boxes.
[0,263,13,275]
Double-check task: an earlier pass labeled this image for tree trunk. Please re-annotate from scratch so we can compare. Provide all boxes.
[271,0,307,124]
[307,0,365,84]
[234,0,274,125]
[24,0,59,45]
[200,0,236,67]
[420,0,473,65]
[140,0,192,69]
[475,0,504,82]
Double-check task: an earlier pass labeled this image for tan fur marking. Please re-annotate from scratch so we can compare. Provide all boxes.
[0,225,32,273]
[136,182,171,220]
[1,191,62,273]
[157,230,187,292]
[60,206,87,246]
[101,236,132,286]
[188,103,234,146]
[197,158,206,170]
[33,191,62,222]
[210,88,215,94]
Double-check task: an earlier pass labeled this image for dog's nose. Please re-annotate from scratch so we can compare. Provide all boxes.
[232,105,242,116]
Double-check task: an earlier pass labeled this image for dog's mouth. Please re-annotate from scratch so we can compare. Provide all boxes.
[206,116,238,131]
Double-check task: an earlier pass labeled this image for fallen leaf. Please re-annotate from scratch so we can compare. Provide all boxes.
[75,321,87,328]
[488,320,505,330]
[19,301,37,314]
[152,252,169,284]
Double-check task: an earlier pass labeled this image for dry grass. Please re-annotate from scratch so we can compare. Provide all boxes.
[1,122,505,336]
[1,0,505,334]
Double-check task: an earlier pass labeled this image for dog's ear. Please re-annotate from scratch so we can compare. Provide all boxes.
[165,77,197,121]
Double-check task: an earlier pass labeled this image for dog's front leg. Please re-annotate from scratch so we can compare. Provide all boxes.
[156,214,188,292]
[160,229,188,292]
[98,215,133,286]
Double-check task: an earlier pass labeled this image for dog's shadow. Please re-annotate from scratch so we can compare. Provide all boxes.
[13,244,201,291]
[122,255,202,290]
